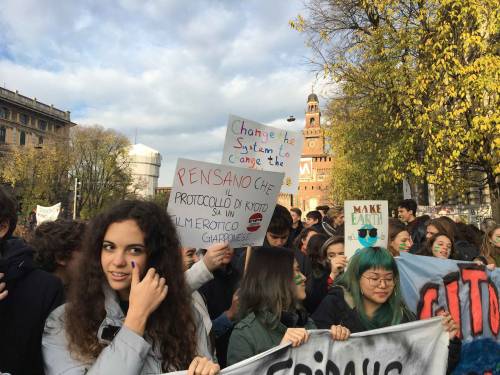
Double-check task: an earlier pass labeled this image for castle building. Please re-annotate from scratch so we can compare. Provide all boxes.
[278,93,333,212]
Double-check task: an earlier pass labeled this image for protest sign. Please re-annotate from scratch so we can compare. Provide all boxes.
[397,252,500,374]
[165,318,449,375]
[36,203,61,225]
[221,115,303,194]
[168,159,284,248]
[344,200,388,258]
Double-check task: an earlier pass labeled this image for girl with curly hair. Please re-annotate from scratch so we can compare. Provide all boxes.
[42,200,219,375]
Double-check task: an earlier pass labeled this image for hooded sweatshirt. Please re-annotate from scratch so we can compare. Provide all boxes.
[0,236,64,375]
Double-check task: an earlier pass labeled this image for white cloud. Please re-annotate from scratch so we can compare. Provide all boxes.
[0,0,330,184]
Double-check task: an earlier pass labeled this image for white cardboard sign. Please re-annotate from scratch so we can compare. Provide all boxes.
[221,115,303,194]
[168,159,284,248]
[344,200,389,258]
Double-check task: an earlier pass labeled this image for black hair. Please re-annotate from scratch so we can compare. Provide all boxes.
[455,222,482,249]
[30,219,87,272]
[306,210,322,222]
[290,207,302,217]
[65,200,197,370]
[398,199,417,216]
[267,204,292,235]
[316,205,330,213]
[0,185,17,240]
[293,227,318,250]
[306,233,328,273]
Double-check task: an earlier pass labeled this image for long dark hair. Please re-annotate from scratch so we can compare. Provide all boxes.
[293,227,318,250]
[65,200,197,371]
[238,247,296,325]
[306,233,329,275]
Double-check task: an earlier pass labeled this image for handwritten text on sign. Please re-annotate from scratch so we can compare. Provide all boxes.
[168,159,284,248]
[222,115,303,194]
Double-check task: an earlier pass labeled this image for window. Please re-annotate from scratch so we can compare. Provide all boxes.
[0,107,10,120]
[20,131,26,146]
[39,120,47,131]
[310,118,315,126]
[0,127,5,143]
[20,113,29,125]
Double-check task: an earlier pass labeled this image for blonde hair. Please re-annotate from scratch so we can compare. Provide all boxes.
[326,205,344,221]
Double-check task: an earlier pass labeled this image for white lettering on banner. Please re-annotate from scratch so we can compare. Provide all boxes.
[163,318,448,375]
[168,159,284,249]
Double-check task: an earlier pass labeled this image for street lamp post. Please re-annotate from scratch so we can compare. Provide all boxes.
[286,115,296,207]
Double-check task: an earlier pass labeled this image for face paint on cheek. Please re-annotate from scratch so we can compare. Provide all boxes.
[494,236,500,245]
[293,274,303,285]
[399,242,408,252]
[433,244,441,254]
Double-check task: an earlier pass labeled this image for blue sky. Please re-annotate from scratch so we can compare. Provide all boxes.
[0,0,327,184]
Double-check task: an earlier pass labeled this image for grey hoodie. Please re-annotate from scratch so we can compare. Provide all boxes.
[42,282,212,375]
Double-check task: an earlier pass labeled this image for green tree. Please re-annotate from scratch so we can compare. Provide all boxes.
[70,125,134,218]
[1,143,72,217]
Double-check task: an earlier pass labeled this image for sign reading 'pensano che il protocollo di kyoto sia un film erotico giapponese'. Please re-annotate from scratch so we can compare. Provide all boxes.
[168,158,284,249]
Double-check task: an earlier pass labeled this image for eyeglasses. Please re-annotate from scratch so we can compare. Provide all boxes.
[358,228,378,238]
[361,275,395,287]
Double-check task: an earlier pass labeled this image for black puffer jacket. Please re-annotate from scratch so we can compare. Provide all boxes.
[0,237,64,375]
[312,286,461,374]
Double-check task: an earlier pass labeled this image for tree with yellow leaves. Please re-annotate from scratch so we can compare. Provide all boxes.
[292,0,499,219]
[1,143,72,217]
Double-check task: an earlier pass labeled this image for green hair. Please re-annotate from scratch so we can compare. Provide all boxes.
[336,247,406,330]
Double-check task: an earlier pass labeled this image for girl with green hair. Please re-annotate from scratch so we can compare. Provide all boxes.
[312,246,412,331]
[312,247,461,372]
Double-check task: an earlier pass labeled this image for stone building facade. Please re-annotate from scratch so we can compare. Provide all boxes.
[0,87,76,155]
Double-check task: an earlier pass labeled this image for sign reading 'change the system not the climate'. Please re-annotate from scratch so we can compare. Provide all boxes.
[221,115,303,194]
[168,159,284,248]
[344,200,389,258]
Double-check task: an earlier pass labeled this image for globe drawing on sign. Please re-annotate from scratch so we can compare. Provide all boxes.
[357,224,379,248]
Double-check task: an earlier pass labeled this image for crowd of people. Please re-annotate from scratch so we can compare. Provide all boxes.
[0,186,499,374]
